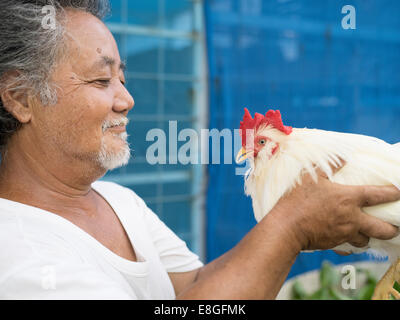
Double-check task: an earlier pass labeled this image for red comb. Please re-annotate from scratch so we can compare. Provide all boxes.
[239,108,292,147]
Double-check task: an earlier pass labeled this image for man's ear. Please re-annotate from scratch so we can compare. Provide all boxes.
[0,84,32,124]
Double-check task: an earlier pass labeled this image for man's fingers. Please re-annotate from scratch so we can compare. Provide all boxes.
[357,211,399,240]
[330,157,346,175]
[334,250,351,256]
[314,158,346,179]
[358,185,400,207]
[348,233,369,248]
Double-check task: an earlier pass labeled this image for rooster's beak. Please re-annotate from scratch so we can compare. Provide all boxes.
[236,147,249,164]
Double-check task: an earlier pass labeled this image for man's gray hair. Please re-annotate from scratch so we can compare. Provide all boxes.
[0,0,110,151]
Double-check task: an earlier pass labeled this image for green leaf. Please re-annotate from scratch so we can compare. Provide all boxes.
[356,283,376,300]
[308,288,324,300]
[356,268,377,286]
[320,287,334,300]
[329,287,353,300]
[320,262,338,288]
[393,281,400,292]
[291,281,308,300]
[290,261,384,300]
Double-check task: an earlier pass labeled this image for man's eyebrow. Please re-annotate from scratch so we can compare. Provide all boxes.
[93,56,126,71]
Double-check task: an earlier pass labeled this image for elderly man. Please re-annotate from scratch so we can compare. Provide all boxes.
[0,0,399,300]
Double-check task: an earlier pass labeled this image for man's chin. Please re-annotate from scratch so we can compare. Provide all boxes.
[97,141,131,171]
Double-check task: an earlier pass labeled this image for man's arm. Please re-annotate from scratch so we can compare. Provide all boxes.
[172,211,299,299]
[170,169,400,299]
[169,211,297,299]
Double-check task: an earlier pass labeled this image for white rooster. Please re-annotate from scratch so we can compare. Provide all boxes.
[236,108,400,300]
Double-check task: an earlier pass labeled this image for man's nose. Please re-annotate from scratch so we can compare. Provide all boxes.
[113,83,134,114]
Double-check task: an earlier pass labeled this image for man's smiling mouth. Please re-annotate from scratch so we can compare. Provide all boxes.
[107,125,126,133]
[102,117,129,133]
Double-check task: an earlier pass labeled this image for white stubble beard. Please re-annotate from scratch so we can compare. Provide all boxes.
[97,117,131,170]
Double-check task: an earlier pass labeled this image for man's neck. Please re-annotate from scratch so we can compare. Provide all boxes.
[0,142,105,210]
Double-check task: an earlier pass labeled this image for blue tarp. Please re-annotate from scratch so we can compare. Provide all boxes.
[204,0,400,278]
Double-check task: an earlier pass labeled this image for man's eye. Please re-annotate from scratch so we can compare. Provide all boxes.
[258,139,267,145]
[94,79,111,86]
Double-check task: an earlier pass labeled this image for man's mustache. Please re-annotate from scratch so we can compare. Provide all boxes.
[102,116,129,133]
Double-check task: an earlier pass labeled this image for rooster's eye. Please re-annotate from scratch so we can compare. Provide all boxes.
[258,139,267,145]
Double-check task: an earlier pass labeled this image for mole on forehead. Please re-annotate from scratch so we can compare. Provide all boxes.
[96,48,102,54]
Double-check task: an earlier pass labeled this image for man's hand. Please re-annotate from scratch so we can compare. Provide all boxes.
[269,164,400,252]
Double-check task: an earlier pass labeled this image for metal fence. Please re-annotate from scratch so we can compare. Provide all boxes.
[102,0,208,260]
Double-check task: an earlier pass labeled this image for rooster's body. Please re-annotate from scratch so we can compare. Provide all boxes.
[237,109,400,299]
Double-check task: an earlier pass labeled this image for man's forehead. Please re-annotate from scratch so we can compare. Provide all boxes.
[63,11,123,71]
